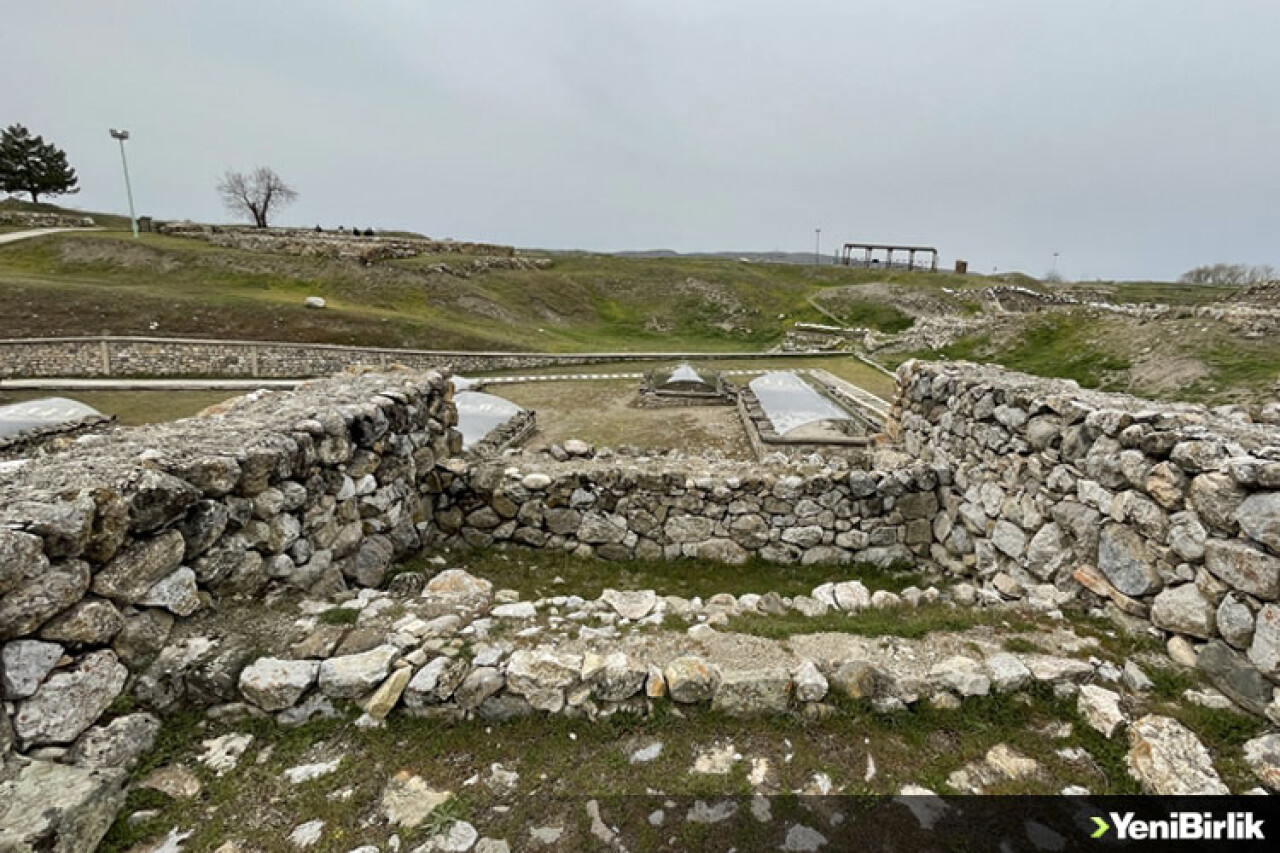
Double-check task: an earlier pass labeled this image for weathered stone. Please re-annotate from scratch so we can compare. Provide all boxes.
[112,608,174,667]
[829,660,880,700]
[0,529,46,596]
[832,580,871,612]
[363,667,412,720]
[600,589,657,621]
[929,656,989,696]
[138,567,202,616]
[1098,523,1161,597]
[129,469,201,533]
[1235,492,1280,552]
[694,538,750,564]
[1197,640,1274,716]
[423,569,493,601]
[38,598,123,646]
[2,639,64,700]
[65,712,161,770]
[1243,733,1280,792]
[318,644,400,699]
[14,650,128,746]
[664,655,720,703]
[711,667,791,715]
[506,649,581,712]
[1168,511,1207,562]
[381,771,453,829]
[588,652,648,702]
[1217,593,1256,649]
[1126,714,1228,794]
[1150,583,1217,639]
[1247,603,1280,677]
[1187,472,1245,532]
[348,535,394,587]
[990,520,1027,559]
[239,657,320,711]
[91,531,185,603]
[1077,685,1126,737]
[174,500,230,560]
[454,666,504,709]
[1205,539,1279,601]
[404,656,469,707]
[792,660,828,702]
[0,758,126,853]
[985,653,1032,692]
[0,560,90,641]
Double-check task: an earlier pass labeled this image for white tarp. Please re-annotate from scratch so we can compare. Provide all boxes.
[748,372,852,436]
[0,397,102,439]
[454,391,524,449]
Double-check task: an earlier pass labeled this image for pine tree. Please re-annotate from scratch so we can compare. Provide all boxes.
[0,124,80,204]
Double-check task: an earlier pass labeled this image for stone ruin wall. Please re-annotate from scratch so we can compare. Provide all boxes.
[1,370,459,766]
[0,336,832,380]
[0,211,97,229]
[894,360,1280,713]
[2,359,1277,776]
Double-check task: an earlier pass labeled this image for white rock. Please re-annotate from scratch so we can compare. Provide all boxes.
[199,733,253,776]
[284,757,342,784]
[1077,684,1126,738]
[289,819,325,848]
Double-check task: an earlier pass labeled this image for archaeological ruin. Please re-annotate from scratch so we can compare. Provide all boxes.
[0,355,1277,848]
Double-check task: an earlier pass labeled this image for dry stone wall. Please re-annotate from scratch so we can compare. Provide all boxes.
[0,370,457,765]
[894,360,1280,710]
[440,454,944,569]
[0,336,831,379]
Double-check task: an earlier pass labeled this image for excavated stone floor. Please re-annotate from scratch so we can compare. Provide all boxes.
[81,555,1280,853]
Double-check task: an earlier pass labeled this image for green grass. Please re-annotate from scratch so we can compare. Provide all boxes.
[0,388,238,425]
[724,601,1038,640]
[0,225,1000,356]
[893,315,1131,389]
[400,549,924,603]
[318,608,359,626]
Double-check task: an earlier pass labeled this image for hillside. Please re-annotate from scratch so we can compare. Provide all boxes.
[0,204,1274,406]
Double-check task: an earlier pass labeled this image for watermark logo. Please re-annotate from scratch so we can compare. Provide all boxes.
[1091,812,1265,842]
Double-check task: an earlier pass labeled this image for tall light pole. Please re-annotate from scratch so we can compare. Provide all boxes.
[814,228,821,265]
[109,128,138,238]
[1051,251,1061,281]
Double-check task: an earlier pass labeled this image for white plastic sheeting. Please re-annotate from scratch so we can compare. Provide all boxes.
[748,372,852,436]
[454,391,524,449]
[0,397,103,439]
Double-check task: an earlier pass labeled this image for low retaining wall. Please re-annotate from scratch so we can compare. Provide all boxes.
[439,455,943,568]
[0,336,835,380]
[1,370,457,763]
[895,360,1280,712]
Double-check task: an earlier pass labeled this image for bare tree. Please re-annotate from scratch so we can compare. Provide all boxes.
[216,166,297,228]
[1179,263,1276,286]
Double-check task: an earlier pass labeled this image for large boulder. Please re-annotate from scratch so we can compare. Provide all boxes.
[13,650,128,747]
[1243,733,1280,792]
[1247,603,1280,677]
[1126,714,1228,795]
[0,758,127,853]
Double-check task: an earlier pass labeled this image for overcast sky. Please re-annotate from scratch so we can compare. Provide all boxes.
[6,1,1279,280]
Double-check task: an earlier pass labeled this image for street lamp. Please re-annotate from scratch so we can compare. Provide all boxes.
[109,128,138,238]
[814,228,822,266]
